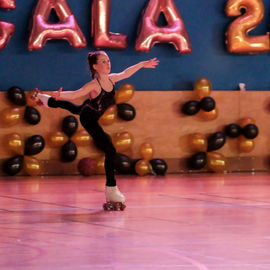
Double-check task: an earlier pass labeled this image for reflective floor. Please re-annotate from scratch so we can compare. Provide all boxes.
[0,173,270,269]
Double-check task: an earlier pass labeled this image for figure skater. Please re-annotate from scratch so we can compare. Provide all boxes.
[31,51,159,210]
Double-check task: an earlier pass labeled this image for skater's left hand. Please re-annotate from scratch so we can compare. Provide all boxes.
[143,58,159,68]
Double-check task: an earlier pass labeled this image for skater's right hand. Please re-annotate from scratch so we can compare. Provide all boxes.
[52,87,63,100]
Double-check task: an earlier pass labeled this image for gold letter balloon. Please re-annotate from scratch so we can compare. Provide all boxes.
[135,0,191,53]
[0,0,16,9]
[91,0,127,49]
[28,0,86,50]
[225,0,270,53]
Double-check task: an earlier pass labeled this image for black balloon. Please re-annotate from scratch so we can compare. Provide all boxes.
[7,86,26,106]
[3,155,24,176]
[150,159,167,175]
[188,152,207,170]
[114,153,132,174]
[225,123,242,138]
[207,131,226,152]
[62,116,78,137]
[117,103,136,121]
[24,135,45,155]
[182,100,200,115]
[199,96,215,112]
[61,140,77,162]
[24,106,41,125]
[242,124,259,139]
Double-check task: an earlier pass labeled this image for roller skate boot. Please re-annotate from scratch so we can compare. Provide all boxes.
[103,186,126,211]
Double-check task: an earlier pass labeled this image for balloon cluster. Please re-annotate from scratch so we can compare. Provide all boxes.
[0,86,41,126]
[188,117,259,172]
[135,142,167,176]
[188,132,227,173]
[115,84,136,121]
[225,118,259,153]
[114,148,167,177]
[48,115,92,162]
[181,78,218,121]
[134,142,155,176]
[2,133,45,176]
[99,83,136,125]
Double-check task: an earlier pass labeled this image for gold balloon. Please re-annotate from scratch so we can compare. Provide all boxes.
[48,131,68,147]
[96,155,105,174]
[238,136,255,153]
[193,77,212,99]
[207,152,227,173]
[0,107,22,126]
[23,156,42,176]
[140,142,154,161]
[72,130,92,147]
[115,83,135,104]
[135,160,150,176]
[112,132,134,152]
[238,117,255,128]
[99,105,116,125]
[188,133,207,152]
[5,133,24,155]
[198,107,218,121]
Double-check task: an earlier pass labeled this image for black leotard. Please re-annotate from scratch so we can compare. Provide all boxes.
[80,78,115,118]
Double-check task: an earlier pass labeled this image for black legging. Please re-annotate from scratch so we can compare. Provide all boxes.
[48,98,116,187]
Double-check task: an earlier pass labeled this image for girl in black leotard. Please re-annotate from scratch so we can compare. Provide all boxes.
[33,51,159,209]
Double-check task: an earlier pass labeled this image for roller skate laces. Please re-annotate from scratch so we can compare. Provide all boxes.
[30,88,43,106]
[103,186,126,211]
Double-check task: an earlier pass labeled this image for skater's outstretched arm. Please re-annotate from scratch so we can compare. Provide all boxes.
[52,80,98,101]
[109,58,159,83]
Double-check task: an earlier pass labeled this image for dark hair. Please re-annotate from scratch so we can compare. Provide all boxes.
[87,51,107,79]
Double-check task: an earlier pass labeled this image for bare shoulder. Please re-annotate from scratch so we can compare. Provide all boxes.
[109,73,119,84]
[81,79,99,92]
[84,79,98,88]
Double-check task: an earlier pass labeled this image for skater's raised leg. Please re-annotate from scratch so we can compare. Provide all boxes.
[31,89,82,115]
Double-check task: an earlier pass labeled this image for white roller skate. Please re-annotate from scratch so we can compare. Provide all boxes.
[103,186,126,211]
[30,88,50,107]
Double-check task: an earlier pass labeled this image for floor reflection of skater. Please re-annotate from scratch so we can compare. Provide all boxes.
[32,51,159,210]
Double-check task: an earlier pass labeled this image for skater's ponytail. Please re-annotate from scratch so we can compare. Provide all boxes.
[87,51,107,79]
